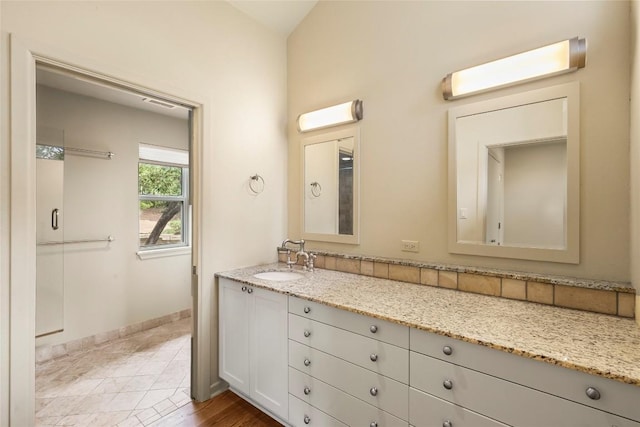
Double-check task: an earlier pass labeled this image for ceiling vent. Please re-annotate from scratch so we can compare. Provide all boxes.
[142,97,177,109]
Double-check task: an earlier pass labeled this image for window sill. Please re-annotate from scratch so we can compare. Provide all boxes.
[137,246,191,260]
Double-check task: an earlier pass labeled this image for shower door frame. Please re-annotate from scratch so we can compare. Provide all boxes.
[8,34,211,426]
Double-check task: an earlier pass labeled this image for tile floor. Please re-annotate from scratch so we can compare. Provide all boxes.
[35,318,192,426]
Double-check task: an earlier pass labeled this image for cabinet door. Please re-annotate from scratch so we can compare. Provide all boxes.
[219,278,250,394]
[250,286,289,420]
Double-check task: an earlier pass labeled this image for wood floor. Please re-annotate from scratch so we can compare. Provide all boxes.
[152,390,283,427]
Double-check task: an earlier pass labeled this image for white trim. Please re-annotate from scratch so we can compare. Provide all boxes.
[7,34,212,426]
[9,34,37,427]
[137,246,192,260]
[447,82,579,263]
[300,126,361,245]
[139,143,189,166]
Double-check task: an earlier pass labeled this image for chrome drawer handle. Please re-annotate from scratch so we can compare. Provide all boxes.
[443,379,453,390]
[247,287,253,294]
[586,387,601,400]
[443,421,453,427]
[304,415,311,424]
[370,354,378,362]
[369,325,378,333]
[304,358,311,366]
[369,387,378,396]
[304,306,311,314]
[370,423,378,427]
[443,345,453,356]
[241,286,247,292]
[304,330,311,338]
[304,386,311,395]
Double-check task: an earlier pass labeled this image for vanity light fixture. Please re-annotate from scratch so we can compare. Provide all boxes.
[297,100,363,132]
[442,37,586,100]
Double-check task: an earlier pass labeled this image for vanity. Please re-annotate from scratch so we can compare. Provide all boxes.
[217,264,640,427]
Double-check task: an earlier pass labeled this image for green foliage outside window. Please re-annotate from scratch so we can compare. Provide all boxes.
[139,163,186,246]
[138,163,182,196]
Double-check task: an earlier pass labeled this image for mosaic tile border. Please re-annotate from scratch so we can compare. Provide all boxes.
[279,251,635,318]
[35,309,192,364]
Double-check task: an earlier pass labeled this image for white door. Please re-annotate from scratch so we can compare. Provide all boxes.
[219,278,250,394]
[486,151,504,245]
[250,287,288,420]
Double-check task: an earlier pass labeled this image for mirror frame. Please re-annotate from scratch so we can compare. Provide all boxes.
[301,126,360,244]
[448,82,580,263]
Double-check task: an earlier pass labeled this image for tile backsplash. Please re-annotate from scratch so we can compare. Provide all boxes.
[280,250,635,318]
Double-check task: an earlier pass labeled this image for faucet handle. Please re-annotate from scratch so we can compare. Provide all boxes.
[307,253,317,271]
[285,250,297,269]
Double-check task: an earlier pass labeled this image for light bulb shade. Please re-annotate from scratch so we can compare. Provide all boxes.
[297,100,363,132]
[442,37,586,100]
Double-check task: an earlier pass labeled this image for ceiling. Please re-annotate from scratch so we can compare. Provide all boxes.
[228,0,318,36]
[37,66,191,120]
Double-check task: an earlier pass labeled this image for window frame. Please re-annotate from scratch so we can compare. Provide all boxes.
[138,144,190,252]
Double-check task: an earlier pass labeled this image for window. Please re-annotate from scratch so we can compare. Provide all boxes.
[138,144,189,250]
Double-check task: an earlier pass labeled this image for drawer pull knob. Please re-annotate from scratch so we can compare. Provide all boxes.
[304,306,311,314]
[586,387,601,400]
[443,421,453,427]
[241,286,247,292]
[369,325,378,333]
[370,423,378,427]
[370,354,378,362]
[247,288,253,294]
[303,330,311,338]
[304,358,311,366]
[369,387,378,396]
[443,345,453,356]
[304,387,311,395]
[304,415,311,424]
[443,379,453,390]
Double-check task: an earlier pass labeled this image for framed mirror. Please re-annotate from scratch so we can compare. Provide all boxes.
[301,127,360,244]
[448,82,579,263]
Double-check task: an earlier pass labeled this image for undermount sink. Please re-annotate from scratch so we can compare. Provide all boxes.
[253,271,304,281]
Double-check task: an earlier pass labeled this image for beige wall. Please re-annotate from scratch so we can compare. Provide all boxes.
[1,0,287,419]
[288,1,631,281]
[630,0,640,321]
[35,85,192,347]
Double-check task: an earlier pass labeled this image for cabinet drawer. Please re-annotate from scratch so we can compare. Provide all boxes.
[411,352,640,427]
[289,340,409,420]
[409,387,507,427]
[289,367,408,427]
[289,296,409,348]
[289,314,409,383]
[410,328,640,422]
[289,394,347,427]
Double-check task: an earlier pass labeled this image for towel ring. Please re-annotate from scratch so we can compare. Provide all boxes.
[249,174,265,194]
[310,181,322,197]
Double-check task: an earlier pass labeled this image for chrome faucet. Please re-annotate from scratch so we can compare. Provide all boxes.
[279,239,315,271]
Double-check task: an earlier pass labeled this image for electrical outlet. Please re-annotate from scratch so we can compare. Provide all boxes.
[401,240,420,252]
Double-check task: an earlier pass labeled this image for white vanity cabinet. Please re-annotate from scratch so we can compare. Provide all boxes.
[288,297,410,427]
[410,328,640,427]
[218,277,289,421]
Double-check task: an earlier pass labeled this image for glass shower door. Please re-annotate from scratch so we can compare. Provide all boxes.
[36,127,65,338]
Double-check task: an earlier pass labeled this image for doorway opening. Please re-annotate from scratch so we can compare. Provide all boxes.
[32,63,198,424]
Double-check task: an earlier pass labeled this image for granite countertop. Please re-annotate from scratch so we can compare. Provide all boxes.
[217,263,640,387]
